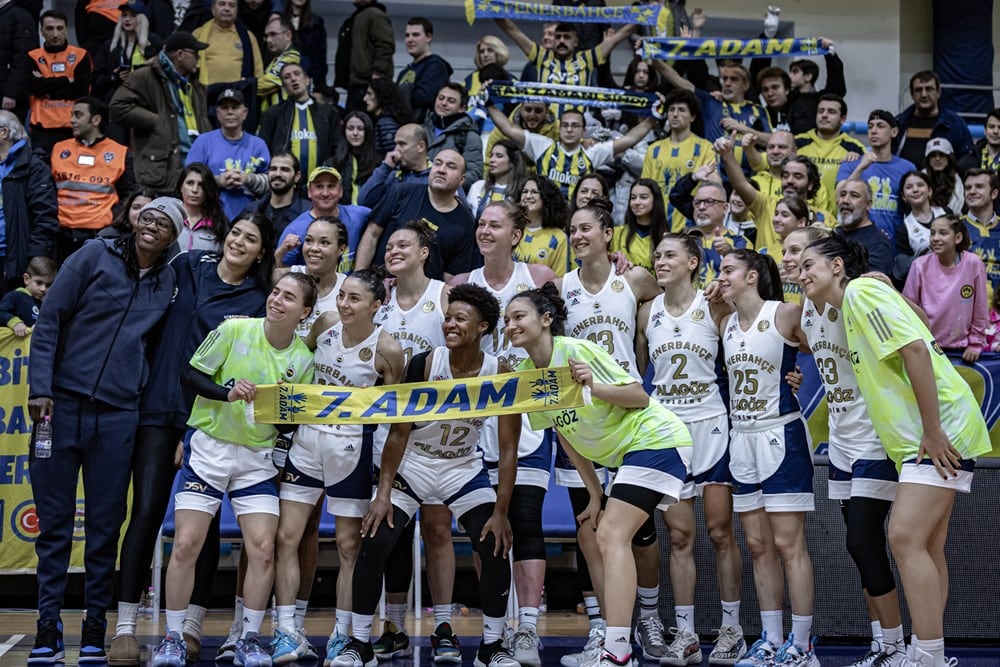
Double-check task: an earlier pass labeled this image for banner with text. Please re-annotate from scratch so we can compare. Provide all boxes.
[465,0,669,32]
[641,36,830,61]
[485,81,665,118]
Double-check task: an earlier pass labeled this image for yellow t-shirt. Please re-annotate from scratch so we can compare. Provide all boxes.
[196,20,263,86]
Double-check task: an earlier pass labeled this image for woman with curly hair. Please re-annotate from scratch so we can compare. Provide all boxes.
[364,78,413,157]
[333,111,381,206]
[516,175,573,276]
[174,163,229,254]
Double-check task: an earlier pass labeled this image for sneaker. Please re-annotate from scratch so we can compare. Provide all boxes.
[323,633,351,667]
[581,649,636,667]
[512,627,542,667]
[561,625,605,667]
[431,622,462,664]
[29,619,65,664]
[152,631,187,667]
[272,629,309,665]
[475,639,521,667]
[871,652,907,667]
[661,628,702,666]
[329,638,377,667]
[772,636,819,667]
[734,635,777,667]
[300,629,320,661]
[234,632,272,667]
[710,627,748,666]
[108,633,141,666]
[900,648,936,667]
[80,617,108,663]
[217,621,243,662]
[502,622,516,651]
[373,621,412,660]
[184,633,202,663]
[634,616,668,661]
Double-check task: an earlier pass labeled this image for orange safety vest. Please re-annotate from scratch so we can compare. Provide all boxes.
[28,45,90,129]
[86,0,122,23]
[51,136,128,230]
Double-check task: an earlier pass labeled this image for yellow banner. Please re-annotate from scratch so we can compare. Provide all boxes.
[252,366,584,425]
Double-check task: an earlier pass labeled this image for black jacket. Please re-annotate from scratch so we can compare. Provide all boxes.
[257,99,341,166]
[0,139,57,278]
[0,2,35,113]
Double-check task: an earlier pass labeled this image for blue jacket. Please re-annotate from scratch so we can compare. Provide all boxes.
[357,161,430,209]
[140,250,268,428]
[29,238,176,409]
[896,105,974,159]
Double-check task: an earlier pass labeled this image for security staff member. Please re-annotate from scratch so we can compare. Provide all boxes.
[51,96,133,263]
[29,10,93,159]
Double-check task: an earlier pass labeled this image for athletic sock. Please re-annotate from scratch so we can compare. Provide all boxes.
[335,609,351,637]
[352,613,374,643]
[584,595,603,629]
[165,609,186,635]
[913,637,945,667]
[882,625,904,655]
[386,603,407,631]
[871,620,884,651]
[433,604,452,626]
[721,600,741,632]
[115,602,139,637]
[277,605,296,634]
[242,608,265,636]
[637,585,659,620]
[760,610,782,645]
[294,599,309,631]
[791,615,812,651]
[233,597,245,626]
[675,606,695,634]
[604,626,632,661]
[182,605,206,639]
[518,606,539,632]
[483,615,505,644]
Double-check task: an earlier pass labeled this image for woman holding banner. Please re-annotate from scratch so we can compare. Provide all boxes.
[505,282,693,667]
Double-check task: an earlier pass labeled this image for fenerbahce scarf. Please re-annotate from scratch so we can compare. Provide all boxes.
[466,0,670,33]
[484,81,665,119]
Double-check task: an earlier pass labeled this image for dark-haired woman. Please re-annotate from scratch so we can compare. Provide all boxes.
[28,198,181,665]
[611,179,669,274]
[100,187,156,240]
[364,79,413,157]
[516,175,572,277]
[283,0,328,86]
[569,172,610,219]
[111,211,275,665]
[922,139,964,214]
[468,139,527,221]
[504,283,692,667]
[333,111,380,206]
[716,250,817,667]
[799,236,990,667]
[175,163,229,254]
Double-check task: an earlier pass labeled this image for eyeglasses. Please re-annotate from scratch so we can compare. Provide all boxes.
[138,212,174,232]
[693,198,725,208]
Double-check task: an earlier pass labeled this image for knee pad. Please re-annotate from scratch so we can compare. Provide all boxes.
[509,486,546,561]
[631,514,657,548]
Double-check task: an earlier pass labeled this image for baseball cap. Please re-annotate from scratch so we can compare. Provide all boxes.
[308,166,342,185]
[217,88,247,107]
[119,0,146,12]
[164,31,209,52]
[867,109,899,129]
[138,197,186,238]
[925,137,954,157]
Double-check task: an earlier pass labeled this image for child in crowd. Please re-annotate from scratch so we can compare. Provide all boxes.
[903,214,988,362]
[0,257,58,337]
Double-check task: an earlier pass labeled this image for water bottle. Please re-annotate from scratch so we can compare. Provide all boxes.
[139,587,154,620]
[34,416,52,459]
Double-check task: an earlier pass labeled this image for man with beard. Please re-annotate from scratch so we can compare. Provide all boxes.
[837,110,915,247]
[744,129,835,214]
[252,151,308,235]
[895,71,973,167]
[835,178,893,274]
[795,95,864,200]
[424,82,482,191]
[358,123,431,207]
[688,180,752,285]
[484,101,558,168]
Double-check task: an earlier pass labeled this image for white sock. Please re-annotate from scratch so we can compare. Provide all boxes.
[518,607,539,632]
[233,597,244,625]
[760,610,782,645]
[386,603,407,630]
[675,605,695,634]
[791,615,812,651]
[637,585,659,620]
[352,613,374,642]
[277,605,296,634]
[335,609,351,637]
[433,604,452,625]
[483,615,505,644]
[116,602,139,637]
[721,600,741,632]
[242,608,265,636]
[871,620,883,641]
[165,609,186,635]
[913,637,945,667]
[584,595,602,629]
[605,626,632,661]
[182,605,206,639]
[882,625,904,655]
[294,600,309,631]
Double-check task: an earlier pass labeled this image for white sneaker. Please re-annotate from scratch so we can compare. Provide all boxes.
[633,616,668,661]
[512,627,542,667]
[710,626,747,666]
[217,621,243,662]
[734,635,777,667]
[561,626,604,667]
[871,651,907,667]
[772,636,819,667]
[847,641,884,667]
[661,628,702,666]
[900,647,956,667]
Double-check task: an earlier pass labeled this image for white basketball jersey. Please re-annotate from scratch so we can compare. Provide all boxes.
[799,297,885,468]
[562,269,641,380]
[293,266,346,338]
[469,262,536,370]
[312,323,382,438]
[646,293,726,421]
[406,347,497,461]
[722,300,801,427]
[377,279,448,364]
